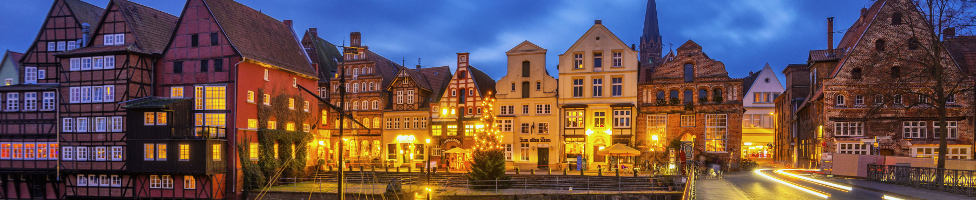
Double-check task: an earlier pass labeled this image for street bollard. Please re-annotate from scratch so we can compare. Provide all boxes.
[515,168,520,175]
[531,169,535,175]
[598,167,602,176]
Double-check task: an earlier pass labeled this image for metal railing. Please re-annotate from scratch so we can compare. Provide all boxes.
[682,166,697,200]
[867,164,976,196]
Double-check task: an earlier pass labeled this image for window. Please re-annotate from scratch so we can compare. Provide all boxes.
[77,146,88,160]
[263,94,271,106]
[504,144,513,161]
[111,146,122,161]
[372,100,379,110]
[144,144,155,161]
[81,57,92,70]
[156,112,167,125]
[712,88,723,103]
[407,90,415,104]
[612,110,631,128]
[522,105,529,114]
[520,123,530,134]
[566,110,584,128]
[199,60,208,72]
[110,175,121,187]
[521,61,531,77]
[149,175,160,188]
[396,91,403,104]
[903,121,927,138]
[67,41,76,50]
[834,122,864,136]
[179,144,189,161]
[47,42,54,52]
[104,85,115,102]
[837,143,869,155]
[705,114,727,152]
[893,94,903,105]
[111,116,123,132]
[214,59,223,72]
[161,175,173,189]
[173,61,183,73]
[432,125,442,136]
[520,143,530,161]
[536,82,541,91]
[24,67,37,84]
[304,101,310,112]
[144,112,155,125]
[611,51,622,67]
[210,32,219,45]
[78,174,88,186]
[934,121,958,139]
[249,143,258,161]
[680,115,695,127]
[496,120,513,132]
[62,118,74,132]
[612,77,623,97]
[76,118,88,132]
[194,86,226,110]
[23,92,36,111]
[835,95,845,106]
[191,34,199,47]
[855,95,864,105]
[286,122,296,131]
[57,41,65,51]
[572,78,584,97]
[288,98,295,110]
[593,112,606,128]
[684,63,694,82]
[6,93,18,111]
[537,122,549,134]
[592,78,603,97]
[95,117,106,132]
[874,95,884,105]
[185,175,196,189]
[212,144,221,161]
[69,87,80,103]
[683,89,693,104]
[62,146,74,160]
[104,56,114,69]
[70,58,81,71]
[37,69,45,79]
[156,144,167,161]
[573,53,584,69]
[114,34,124,45]
[267,121,276,130]
[264,69,269,81]
[93,57,103,70]
[947,94,956,104]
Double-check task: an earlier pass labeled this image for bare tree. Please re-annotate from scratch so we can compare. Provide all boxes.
[853,0,975,187]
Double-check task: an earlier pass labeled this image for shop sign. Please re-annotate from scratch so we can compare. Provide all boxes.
[520,138,552,143]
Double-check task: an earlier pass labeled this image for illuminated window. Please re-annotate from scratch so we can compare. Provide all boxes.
[179,144,190,161]
[211,144,221,161]
[432,125,442,136]
[705,114,727,152]
[263,94,271,106]
[303,123,310,132]
[156,144,167,161]
[680,115,695,127]
[593,112,606,128]
[144,112,155,125]
[156,112,167,125]
[286,122,296,131]
[268,121,276,130]
[288,98,295,110]
[573,53,583,69]
[171,87,184,98]
[144,144,154,160]
[184,175,196,189]
[565,110,584,128]
[249,143,258,161]
[247,119,258,129]
[194,86,226,110]
[303,101,310,112]
[247,91,255,103]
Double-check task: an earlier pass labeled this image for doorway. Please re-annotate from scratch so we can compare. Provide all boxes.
[537,148,549,169]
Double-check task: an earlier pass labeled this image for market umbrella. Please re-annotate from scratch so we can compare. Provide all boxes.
[606,143,640,156]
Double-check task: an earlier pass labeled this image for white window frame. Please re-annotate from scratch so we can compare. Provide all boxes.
[103,85,114,102]
[76,146,88,161]
[62,118,74,132]
[81,57,92,70]
[56,41,65,51]
[41,92,55,111]
[92,56,103,70]
[903,121,927,138]
[705,114,728,152]
[111,116,123,132]
[835,95,845,106]
[104,56,115,69]
[76,117,88,132]
[934,121,958,139]
[80,86,91,103]
[24,67,37,84]
[111,146,122,161]
[62,146,73,161]
[6,93,19,111]
[70,58,81,71]
[837,142,869,155]
[92,86,103,102]
[612,110,631,128]
[104,34,114,46]
[77,174,87,186]
[95,117,107,132]
[94,146,106,161]
[833,121,864,136]
[23,92,37,111]
[70,87,80,103]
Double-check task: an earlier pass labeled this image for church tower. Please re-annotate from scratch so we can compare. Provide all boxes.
[639,0,663,67]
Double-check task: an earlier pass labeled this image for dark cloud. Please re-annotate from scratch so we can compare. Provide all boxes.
[0,0,873,82]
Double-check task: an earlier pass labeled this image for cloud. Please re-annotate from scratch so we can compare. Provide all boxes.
[678,0,797,46]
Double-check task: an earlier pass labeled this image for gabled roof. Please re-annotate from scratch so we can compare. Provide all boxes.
[420,66,451,102]
[828,0,888,77]
[202,0,316,77]
[61,0,177,56]
[561,21,632,56]
[808,49,845,62]
[363,49,401,87]
[63,0,105,28]
[390,66,433,92]
[302,30,340,81]
[506,40,545,55]
[2,50,24,68]
[468,66,496,97]
[945,36,976,75]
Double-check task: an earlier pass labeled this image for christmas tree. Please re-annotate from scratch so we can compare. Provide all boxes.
[467,92,509,189]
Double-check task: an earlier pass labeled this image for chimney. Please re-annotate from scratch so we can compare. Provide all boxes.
[415,65,421,70]
[944,27,956,39]
[350,32,362,47]
[594,19,602,25]
[309,28,318,38]
[81,23,90,46]
[860,8,868,17]
[457,53,470,68]
[827,17,834,50]
[283,20,293,29]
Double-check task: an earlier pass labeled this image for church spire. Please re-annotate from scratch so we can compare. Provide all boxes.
[639,0,663,66]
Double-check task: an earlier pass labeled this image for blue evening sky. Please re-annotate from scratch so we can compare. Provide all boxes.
[0,0,873,82]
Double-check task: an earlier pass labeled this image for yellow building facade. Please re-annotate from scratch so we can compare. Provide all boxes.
[557,20,639,170]
[495,41,561,170]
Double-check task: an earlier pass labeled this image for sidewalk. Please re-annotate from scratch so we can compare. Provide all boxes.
[828,177,972,200]
[694,178,750,200]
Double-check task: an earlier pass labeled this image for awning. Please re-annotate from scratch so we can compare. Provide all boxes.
[606,143,640,156]
[562,104,588,108]
[443,147,471,154]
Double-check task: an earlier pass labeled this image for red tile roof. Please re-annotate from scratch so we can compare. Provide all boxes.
[468,66,496,98]
[63,0,105,28]
[420,66,452,102]
[203,0,316,77]
[114,0,178,54]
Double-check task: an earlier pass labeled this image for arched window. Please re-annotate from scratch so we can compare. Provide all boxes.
[669,90,679,103]
[368,82,375,91]
[852,68,862,79]
[363,118,370,128]
[371,100,379,110]
[712,88,723,103]
[683,89,693,104]
[891,12,903,25]
[698,89,708,103]
[656,91,666,104]
[372,117,380,128]
[362,101,368,110]
[522,61,530,77]
[683,63,694,82]
[352,83,359,93]
[875,39,886,51]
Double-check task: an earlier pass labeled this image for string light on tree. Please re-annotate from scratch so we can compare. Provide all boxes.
[474,92,502,151]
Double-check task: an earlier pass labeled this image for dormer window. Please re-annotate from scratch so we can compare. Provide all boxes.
[852,68,862,79]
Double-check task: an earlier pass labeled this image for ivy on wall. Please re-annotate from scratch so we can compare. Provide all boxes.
[241,88,314,190]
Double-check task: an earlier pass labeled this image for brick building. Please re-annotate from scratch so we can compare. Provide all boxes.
[773,64,812,167]
[4,3,103,197]
[383,65,450,169]
[430,53,495,171]
[636,40,745,167]
[793,0,974,170]
[326,32,400,167]
[299,27,341,168]
[156,0,320,197]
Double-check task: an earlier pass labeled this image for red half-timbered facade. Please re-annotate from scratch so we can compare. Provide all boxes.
[430,53,496,170]
[0,0,103,199]
[54,0,176,198]
[157,0,319,198]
